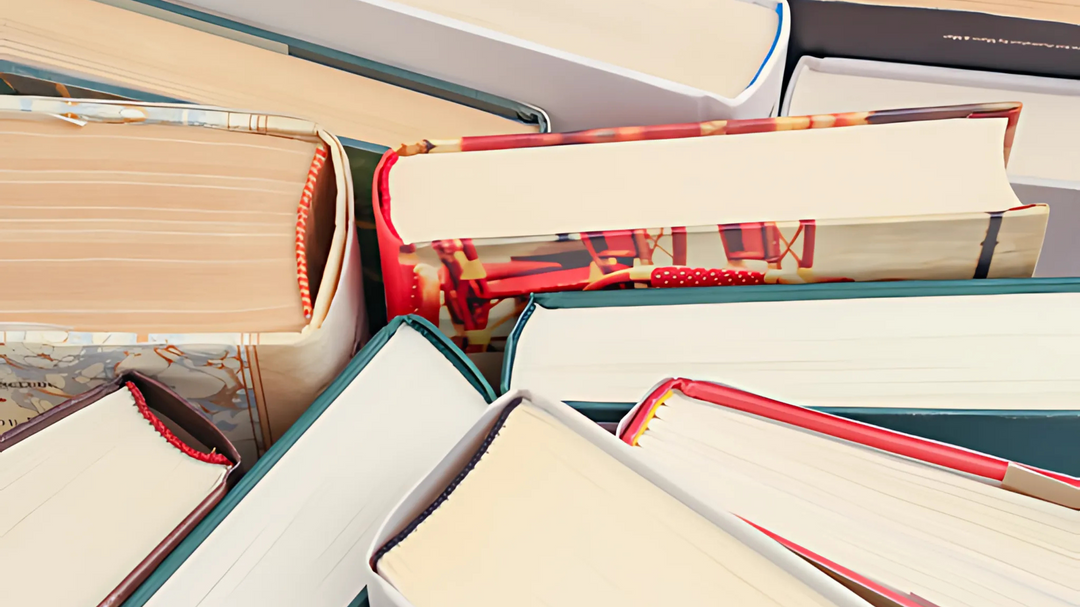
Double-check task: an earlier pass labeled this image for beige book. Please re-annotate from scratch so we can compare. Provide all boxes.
[388,0,778,101]
[0,0,535,147]
[620,382,1080,607]
[377,104,1048,368]
[784,58,1080,186]
[506,289,1080,410]
[0,97,361,462]
[369,396,875,607]
[0,113,322,333]
[0,379,236,607]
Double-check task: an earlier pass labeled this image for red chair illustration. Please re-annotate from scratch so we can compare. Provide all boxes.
[404,220,851,352]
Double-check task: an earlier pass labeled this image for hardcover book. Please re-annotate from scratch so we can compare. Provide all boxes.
[0,372,241,607]
[374,103,1047,379]
[617,378,1078,607]
[786,0,1080,81]
[0,0,540,148]
[783,56,1080,277]
[121,317,492,607]
[364,390,875,607]
[0,0,546,333]
[0,97,361,461]
[153,0,789,130]
[503,278,1080,475]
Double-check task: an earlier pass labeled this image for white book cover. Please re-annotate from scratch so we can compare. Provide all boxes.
[159,0,790,130]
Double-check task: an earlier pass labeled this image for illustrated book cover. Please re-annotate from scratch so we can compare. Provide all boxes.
[374,103,1047,379]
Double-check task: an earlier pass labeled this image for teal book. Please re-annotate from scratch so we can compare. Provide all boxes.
[121,316,493,607]
[1,0,548,332]
[503,278,1080,475]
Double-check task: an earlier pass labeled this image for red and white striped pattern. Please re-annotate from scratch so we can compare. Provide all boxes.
[296,144,328,320]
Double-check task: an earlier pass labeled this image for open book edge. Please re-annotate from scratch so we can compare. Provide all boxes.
[0,95,349,333]
[502,278,1080,410]
[122,315,494,607]
[615,378,1080,607]
[365,390,874,607]
[617,377,1080,507]
[0,375,238,607]
[377,102,1024,244]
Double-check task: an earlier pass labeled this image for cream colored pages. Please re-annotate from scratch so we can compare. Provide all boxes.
[787,67,1080,183]
[0,387,228,607]
[376,401,851,607]
[838,0,1080,26]
[0,116,315,333]
[394,0,778,98]
[389,118,1019,243]
[634,392,1080,607]
[0,0,533,146]
[509,293,1080,409]
[144,325,487,607]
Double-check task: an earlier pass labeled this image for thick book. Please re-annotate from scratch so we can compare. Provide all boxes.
[503,278,1080,475]
[153,0,789,130]
[0,97,361,461]
[786,0,1080,81]
[0,372,240,607]
[375,103,1048,378]
[0,0,540,149]
[783,56,1080,277]
[0,0,546,337]
[617,378,1079,607]
[364,390,875,607]
[121,316,492,607]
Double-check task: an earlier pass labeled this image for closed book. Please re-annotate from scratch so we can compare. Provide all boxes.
[0,372,241,607]
[122,316,492,607]
[364,390,876,607]
[0,0,545,333]
[374,104,1047,380]
[0,97,360,461]
[786,0,1080,81]
[503,278,1080,475]
[0,0,540,148]
[618,378,1078,607]
[783,56,1080,277]
[150,0,789,130]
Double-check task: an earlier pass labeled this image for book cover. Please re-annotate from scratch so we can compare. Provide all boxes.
[375,103,1045,365]
[151,0,789,130]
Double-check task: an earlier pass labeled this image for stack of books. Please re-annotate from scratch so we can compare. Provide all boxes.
[0,0,1076,605]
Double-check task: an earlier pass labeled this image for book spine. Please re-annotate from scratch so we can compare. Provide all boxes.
[296,144,329,320]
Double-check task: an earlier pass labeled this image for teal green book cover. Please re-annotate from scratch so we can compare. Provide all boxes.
[121,315,493,607]
[503,278,1080,475]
